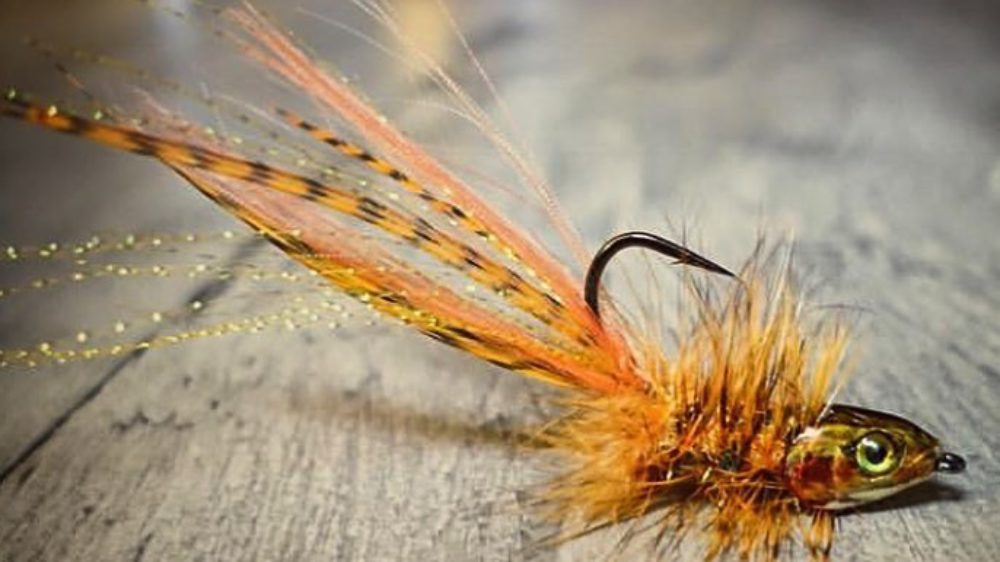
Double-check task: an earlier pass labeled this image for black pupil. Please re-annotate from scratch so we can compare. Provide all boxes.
[862,437,888,464]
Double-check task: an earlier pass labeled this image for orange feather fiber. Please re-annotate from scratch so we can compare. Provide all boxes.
[536,252,849,561]
[0,3,852,558]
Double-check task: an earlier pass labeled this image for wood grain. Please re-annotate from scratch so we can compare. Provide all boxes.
[1,1,998,560]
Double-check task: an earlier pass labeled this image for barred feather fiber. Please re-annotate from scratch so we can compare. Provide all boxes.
[0,2,966,560]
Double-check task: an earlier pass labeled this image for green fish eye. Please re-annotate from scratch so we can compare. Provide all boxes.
[855,431,900,475]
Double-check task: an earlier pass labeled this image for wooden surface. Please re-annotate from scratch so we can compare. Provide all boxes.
[1,1,999,560]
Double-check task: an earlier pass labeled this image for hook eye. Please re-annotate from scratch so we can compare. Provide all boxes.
[935,451,966,474]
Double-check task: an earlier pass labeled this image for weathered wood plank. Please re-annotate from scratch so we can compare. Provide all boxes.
[1,1,999,561]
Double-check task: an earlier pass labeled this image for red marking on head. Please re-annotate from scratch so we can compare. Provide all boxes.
[799,455,833,485]
[787,454,834,504]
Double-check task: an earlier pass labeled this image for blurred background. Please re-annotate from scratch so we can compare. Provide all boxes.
[1,1,998,560]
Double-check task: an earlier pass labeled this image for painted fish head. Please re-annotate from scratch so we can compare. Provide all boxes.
[785,404,965,510]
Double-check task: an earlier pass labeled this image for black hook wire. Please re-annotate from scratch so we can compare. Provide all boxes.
[584,231,736,318]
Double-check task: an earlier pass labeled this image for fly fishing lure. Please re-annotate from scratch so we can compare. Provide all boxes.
[0,2,966,560]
